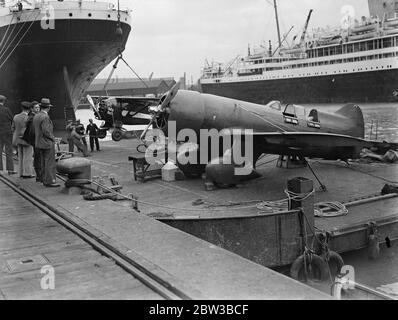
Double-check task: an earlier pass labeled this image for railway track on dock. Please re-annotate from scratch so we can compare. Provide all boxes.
[0,174,191,300]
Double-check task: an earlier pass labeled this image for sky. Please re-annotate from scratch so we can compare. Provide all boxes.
[99,0,370,83]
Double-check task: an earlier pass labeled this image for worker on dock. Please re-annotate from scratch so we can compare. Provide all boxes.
[66,120,75,153]
[70,121,90,157]
[12,101,35,179]
[86,119,101,152]
[32,98,59,188]
[0,95,16,175]
[75,120,88,149]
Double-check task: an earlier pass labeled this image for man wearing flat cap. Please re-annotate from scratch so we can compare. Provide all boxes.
[12,101,35,178]
[0,95,17,175]
[32,98,59,187]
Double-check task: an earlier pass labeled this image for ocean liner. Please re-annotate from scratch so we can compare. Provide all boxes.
[199,0,398,104]
[0,0,131,129]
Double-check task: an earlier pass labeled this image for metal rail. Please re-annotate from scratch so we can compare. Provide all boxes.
[0,174,192,300]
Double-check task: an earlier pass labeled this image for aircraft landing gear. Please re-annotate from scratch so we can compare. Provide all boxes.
[304,159,327,192]
[98,129,107,139]
[112,129,124,142]
[111,128,143,142]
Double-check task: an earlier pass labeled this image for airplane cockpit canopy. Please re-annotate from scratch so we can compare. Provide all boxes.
[283,104,306,118]
[308,109,320,123]
[267,100,282,111]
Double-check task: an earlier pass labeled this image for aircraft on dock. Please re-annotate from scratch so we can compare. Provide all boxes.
[141,84,397,189]
[87,95,159,141]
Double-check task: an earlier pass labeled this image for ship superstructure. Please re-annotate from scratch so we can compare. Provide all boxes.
[200,0,398,103]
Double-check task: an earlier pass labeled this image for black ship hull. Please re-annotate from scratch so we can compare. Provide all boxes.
[200,69,398,104]
[0,18,130,129]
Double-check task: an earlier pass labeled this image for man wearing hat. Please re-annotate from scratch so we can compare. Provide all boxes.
[24,101,42,180]
[32,98,59,187]
[0,95,17,175]
[12,101,35,178]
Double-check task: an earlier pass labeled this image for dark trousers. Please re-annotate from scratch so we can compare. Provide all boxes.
[72,137,89,157]
[89,136,100,151]
[33,147,42,181]
[39,147,56,185]
[67,138,74,153]
[0,133,14,171]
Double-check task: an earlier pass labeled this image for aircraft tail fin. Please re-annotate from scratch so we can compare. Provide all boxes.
[335,104,365,138]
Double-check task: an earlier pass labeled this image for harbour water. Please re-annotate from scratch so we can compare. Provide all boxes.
[76,102,398,143]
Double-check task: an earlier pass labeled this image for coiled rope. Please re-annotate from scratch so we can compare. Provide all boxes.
[314,202,348,218]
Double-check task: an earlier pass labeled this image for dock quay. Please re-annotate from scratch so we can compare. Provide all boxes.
[0,176,164,300]
[0,144,331,300]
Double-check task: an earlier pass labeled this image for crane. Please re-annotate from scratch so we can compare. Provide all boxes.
[299,9,313,47]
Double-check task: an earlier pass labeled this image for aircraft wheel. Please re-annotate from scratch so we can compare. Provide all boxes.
[98,129,107,139]
[112,129,123,142]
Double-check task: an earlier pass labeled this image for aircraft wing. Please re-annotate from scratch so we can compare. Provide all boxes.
[238,131,386,161]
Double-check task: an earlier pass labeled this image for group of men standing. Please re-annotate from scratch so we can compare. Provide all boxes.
[1,95,103,186]
[0,96,59,187]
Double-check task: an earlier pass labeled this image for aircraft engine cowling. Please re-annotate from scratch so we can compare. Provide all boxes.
[166,90,206,135]
[167,90,270,136]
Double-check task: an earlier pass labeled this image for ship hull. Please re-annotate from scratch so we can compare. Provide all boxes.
[0,18,130,129]
[200,69,398,104]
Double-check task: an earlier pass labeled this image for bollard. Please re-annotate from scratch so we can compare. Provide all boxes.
[287,177,315,230]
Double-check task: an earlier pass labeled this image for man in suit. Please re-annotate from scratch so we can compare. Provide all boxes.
[0,95,17,175]
[86,119,101,152]
[12,101,35,178]
[26,101,42,181]
[32,98,59,187]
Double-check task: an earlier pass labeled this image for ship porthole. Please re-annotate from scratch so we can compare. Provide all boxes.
[69,13,73,17]
[88,13,92,17]
[108,14,111,18]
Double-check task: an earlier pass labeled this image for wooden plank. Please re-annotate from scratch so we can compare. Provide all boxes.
[0,258,117,286]
[2,270,154,300]
[0,240,85,259]
[0,179,166,300]
[0,238,83,256]
[0,231,80,254]
[0,220,59,233]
